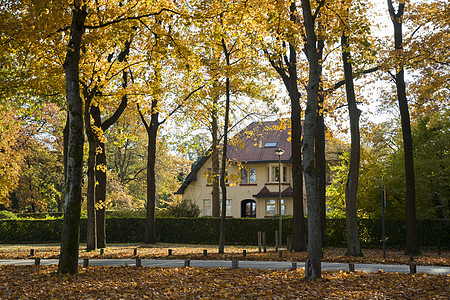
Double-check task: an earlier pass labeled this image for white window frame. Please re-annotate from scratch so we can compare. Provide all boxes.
[203,199,212,216]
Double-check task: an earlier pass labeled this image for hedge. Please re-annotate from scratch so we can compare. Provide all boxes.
[0,218,448,249]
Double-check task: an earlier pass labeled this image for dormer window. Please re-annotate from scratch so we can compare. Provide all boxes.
[264,141,277,148]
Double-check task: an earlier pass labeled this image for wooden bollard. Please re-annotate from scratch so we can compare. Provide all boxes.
[100,248,104,255]
[203,249,207,257]
[83,258,89,267]
[243,250,247,257]
[168,249,173,256]
[291,262,297,270]
[349,263,355,272]
[231,258,239,269]
[34,257,40,265]
[136,258,142,267]
[409,263,417,274]
[262,232,267,253]
[133,248,138,256]
[275,230,279,253]
[409,254,414,262]
[258,231,262,253]
[184,260,190,267]
[30,249,35,256]
[279,251,283,258]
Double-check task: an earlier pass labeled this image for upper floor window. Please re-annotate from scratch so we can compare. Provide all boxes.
[241,167,256,184]
[268,165,289,183]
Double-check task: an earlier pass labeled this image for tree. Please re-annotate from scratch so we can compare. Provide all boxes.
[387,0,419,255]
[300,0,324,279]
[261,1,306,252]
[340,6,362,257]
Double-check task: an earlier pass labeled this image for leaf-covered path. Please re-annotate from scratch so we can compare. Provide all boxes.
[1,265,449,299]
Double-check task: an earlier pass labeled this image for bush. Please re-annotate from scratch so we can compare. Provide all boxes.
[0,210,17,220]
[0,217,448,249]
[162,200,201,218]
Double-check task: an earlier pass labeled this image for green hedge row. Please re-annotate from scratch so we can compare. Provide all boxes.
[0,218,448,249]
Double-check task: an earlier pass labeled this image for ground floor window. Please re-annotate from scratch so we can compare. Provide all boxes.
[265,199,287,216]
[220,199,232,216]
[203,199,211,216]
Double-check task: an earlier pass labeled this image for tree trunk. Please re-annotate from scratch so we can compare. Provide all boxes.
[211,101,220,217]
[58,4,87,275]
[85,100,97,252]
[301,0,322,279]
[60,114,69,212]
[387,0,419,255]
[95,141,107,248]
[286,43,306,252]
[144,99,159,244]
[342,32,363,257]
[219,39,231,254]
[316,38,327,247]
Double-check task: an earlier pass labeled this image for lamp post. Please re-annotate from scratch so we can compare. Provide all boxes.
[275,148,284,247]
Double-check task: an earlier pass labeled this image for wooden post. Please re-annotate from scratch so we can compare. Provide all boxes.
[203,249,208,257]
[83,258,89,267]
[34,257,40,265]
[184,260,190,267]
[349,263,355,272]
[279,250,282,258]
[100,248,104,255]
[30,249,35,256]
[133,248,137,256]
[258,231,262,253]
[136,258,142,267]
[291,262,297,270]
[262,232,267,253]
[409,254,414,262]
[409,263,417,274]
[168,249,172,256]
[232,258,239,269]
[243,250,247,257]
[275,230,279,253]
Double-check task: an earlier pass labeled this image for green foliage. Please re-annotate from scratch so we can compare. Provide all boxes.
[161,200,201,218]
[0,218,448,249]
[106,209,147,218]
[0,210,17,220]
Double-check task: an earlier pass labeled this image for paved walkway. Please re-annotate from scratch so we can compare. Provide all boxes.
[1,259,449,275]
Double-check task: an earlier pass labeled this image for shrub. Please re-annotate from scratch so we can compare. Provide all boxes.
[0,210,17,220]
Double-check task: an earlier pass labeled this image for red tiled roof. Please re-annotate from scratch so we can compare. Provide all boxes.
[227,120,291,162]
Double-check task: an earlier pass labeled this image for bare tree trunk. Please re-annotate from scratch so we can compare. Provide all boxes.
[341,32,363,257]
[316,38,327,247]
[219,39,231,254]
[142,99,159,245]
[387,0,419,255]
[85,101,97,252]
[301,0,322,279]
[211,101,220,217]
[95,140,107,248]
[58,4,87,275]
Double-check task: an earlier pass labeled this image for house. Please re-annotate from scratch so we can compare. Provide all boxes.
[175,120,342,218]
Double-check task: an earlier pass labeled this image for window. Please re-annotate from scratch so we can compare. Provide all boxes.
[249,168,256,183]
[283,166,288,182]
[220,199,232,216]
[264,141,277,148]
[203,199,211,216]
[266,199,276,215]
[206,168,212,185]
[241,167,256,184]
[241,168,248,183]
[281,199,287,215]
[266,199,287,216]
[271,166,280,182]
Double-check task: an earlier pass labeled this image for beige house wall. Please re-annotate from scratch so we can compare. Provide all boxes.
[182,157,307,218]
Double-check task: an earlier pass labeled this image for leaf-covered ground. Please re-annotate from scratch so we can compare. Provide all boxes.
[0,265,448,299]
[0,244,448,266]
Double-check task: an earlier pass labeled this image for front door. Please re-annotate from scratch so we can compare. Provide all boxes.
[241,199,256,218]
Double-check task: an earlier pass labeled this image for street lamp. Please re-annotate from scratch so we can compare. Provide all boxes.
[275,148,284,248]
